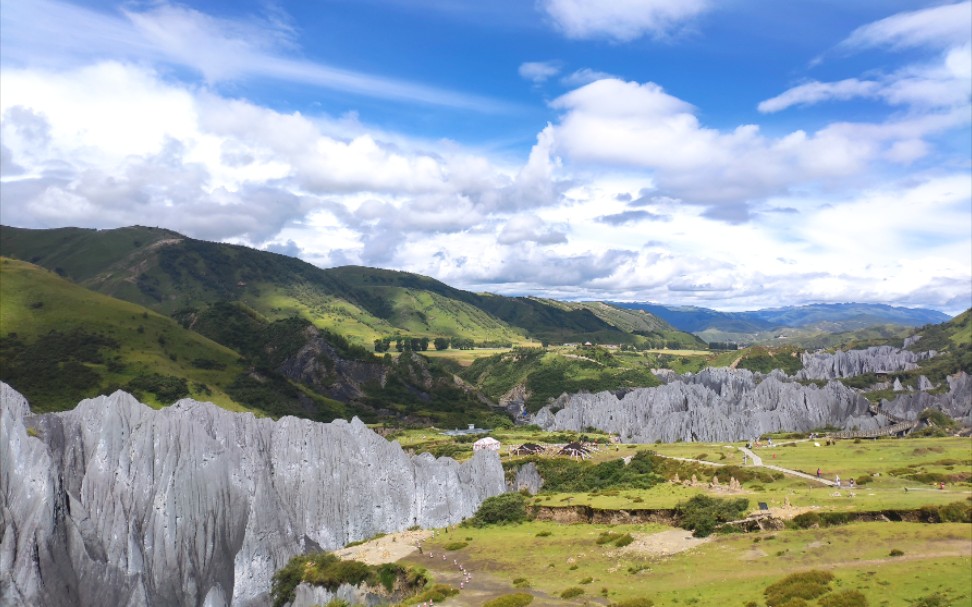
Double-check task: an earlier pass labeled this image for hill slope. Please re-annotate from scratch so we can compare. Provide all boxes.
[0,257,247,411]
[1,225,694,348]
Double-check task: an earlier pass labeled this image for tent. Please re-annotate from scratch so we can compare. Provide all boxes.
[473,437,501,452]
[510,443,546,456]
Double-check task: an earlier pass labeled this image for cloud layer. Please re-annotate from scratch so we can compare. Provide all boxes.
[1,0,969,315]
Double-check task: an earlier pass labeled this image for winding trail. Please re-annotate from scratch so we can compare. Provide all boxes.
[736,446,837,486]
[653,446,837,487]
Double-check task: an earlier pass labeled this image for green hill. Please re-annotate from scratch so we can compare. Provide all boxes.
[0,257,248,411]
[0,225,695,349]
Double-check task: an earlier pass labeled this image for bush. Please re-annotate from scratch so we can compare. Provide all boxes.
[889,548,904,557]
[613,533,635,547]
[483,593,534,607]
[675,495,750,537]
[404,583,459,604]
[512,577,530,588]
[819,590,868,607]
[764,571,834,606]
[535,530,552,537]
[443,541,468,551]
[561,587,585,599]
[467,493,529,527]
[579,576,593,584]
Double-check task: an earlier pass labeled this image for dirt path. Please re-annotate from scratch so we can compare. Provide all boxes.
[737,446,835,486]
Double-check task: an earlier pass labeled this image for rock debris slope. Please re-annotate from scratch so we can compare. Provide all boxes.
[0,383,505,607]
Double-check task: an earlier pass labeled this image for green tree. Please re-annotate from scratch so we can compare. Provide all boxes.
[434,337,450,351]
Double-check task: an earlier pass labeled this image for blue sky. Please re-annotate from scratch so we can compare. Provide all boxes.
[1,0,970,313]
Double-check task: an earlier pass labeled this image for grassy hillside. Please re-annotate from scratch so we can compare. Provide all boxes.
[558,301,708,349]
[0,257,248,411]
[2,226,686,348]
[460,346,662,412]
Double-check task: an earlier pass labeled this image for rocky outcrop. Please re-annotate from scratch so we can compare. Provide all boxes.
[532,368,884,443]
[880,371,972,426]
[277,325,388,402]
[797,346,935,380]
[0,384,505,607]
[508,462,544,495]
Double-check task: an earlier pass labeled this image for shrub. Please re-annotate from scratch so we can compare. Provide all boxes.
[764,570,834,606]
[512,577,530,588]
[536,530,552,537]
[611,600,655,607]
[483,593,534,607]
[675,495,750,537]
[889,548,904,557]
[443,541,468,551]
[819,590,868,607]
[613,533,635,547]
[467,493,529,527]
[910,592,950,607]
[561,587,585,599]
[579,576,594,584]
[405,583,459,604]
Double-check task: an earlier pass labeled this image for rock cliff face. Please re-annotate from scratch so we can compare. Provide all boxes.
[797,346,935,380]
[532,368,885,442]
[0,384,505,607]
[881,371,972,426]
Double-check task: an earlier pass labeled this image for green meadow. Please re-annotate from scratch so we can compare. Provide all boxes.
[415,520,970,606]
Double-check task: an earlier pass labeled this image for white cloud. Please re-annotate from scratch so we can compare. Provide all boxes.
[547,78,970,215]
[768,4,971,115]
[560,68,618,87]
[518,61,561,83]
[758,79,881,113]
[840,1,971,52]
[0,0,506,112]
[497,214,568,244]
[539,0,709,42]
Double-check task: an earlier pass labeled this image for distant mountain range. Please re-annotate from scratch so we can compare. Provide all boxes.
[612,302,952,344]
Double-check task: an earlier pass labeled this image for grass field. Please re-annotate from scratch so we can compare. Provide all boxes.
[0,258,252,411]
[416,520,971,606]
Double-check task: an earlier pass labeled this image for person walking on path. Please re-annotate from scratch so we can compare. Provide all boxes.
[816,468,821,478]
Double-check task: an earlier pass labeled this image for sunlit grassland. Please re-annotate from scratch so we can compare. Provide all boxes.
[418,521,971,606]
[0,258,252,412]
[417,348,518,366]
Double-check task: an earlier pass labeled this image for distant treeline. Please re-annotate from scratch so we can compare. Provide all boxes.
[707,341,740,351]
[373,336,513,352]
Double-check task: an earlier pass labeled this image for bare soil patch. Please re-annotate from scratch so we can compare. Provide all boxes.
[613,528,713,558]
[331,529,432,565]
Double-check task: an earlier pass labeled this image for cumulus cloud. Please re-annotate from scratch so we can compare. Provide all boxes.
[539,0,710,42]
[548,77,969,214]
[497,214,568,244]
[519,61,561,83]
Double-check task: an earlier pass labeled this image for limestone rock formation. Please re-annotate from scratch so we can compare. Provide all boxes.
[797,346,935,380]
[881,371,972,426]
[0,383,505,607]
[508,462,544,495]
[532,368,885,442]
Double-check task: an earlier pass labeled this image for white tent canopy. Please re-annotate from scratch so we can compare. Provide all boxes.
[473,437,501,451]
